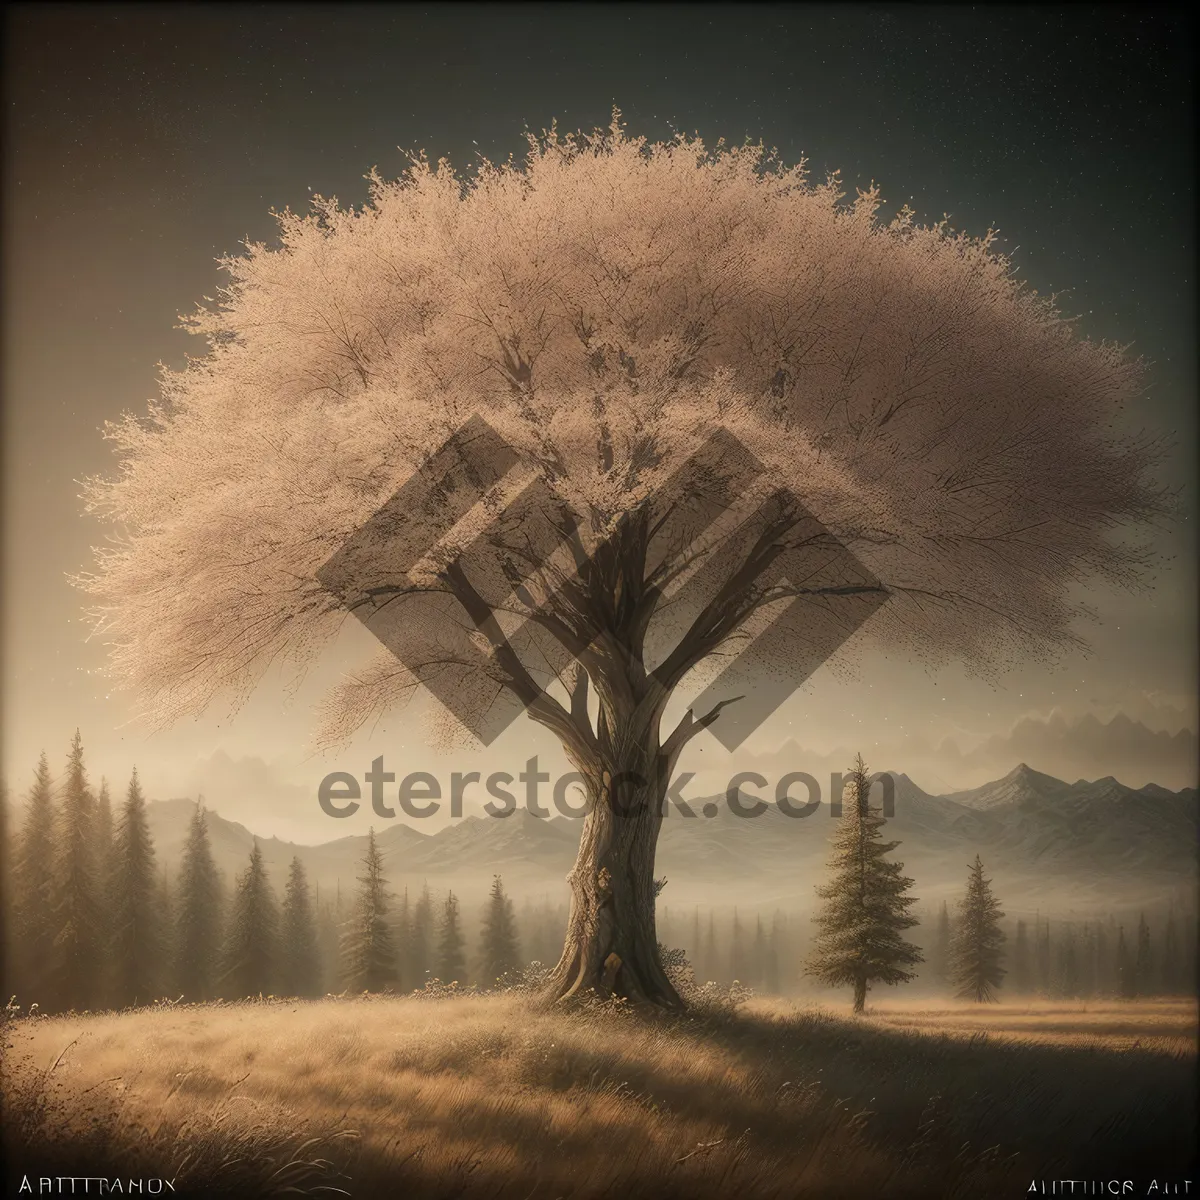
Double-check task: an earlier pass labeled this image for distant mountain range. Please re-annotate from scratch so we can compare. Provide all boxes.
[146,763,1197,914]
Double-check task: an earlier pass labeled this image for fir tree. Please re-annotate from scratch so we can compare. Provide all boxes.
[437,890,467,984]
[341,829,397,992]
[109,768,162,1007]
[280,857,321,998]
[221,840,279,998]
[175,802,223,1001]
[1011,919,1032,994]
[50,731,102,1012]
[11,753,57,1004]
[479,875,521,986]
[805,755,922,1013]
[948,855,1006,1002]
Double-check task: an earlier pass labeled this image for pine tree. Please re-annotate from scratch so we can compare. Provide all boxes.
[175,802,223,1001]
[1135,912,1152,997]
[1011,919,1032,994]
[11,753,57,1005]
[280,857,321,998]
[805,754,923,1013]
[50,731,102,1012]
[948,855,1006,1002]
[341,829,397,992]
[221,840,279,998]
[437,890,467,985]
[479,875,521,986]
[110,769,162,1008]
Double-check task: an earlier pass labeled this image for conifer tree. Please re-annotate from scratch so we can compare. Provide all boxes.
[341,829,397,992]
[110,768,162,1007]
[315,883,344,994]
[50,731,102,1012]
[805,755,922,1013]
[11,753,57,1004]
[94,779,115,888]
[948,855,1006,1002]
[479,875,521,986]
[221,840,279,998]
[175,802,223,1001]
[437,890,467,985]
[1011,919,1032,994]
[280,857,321,997]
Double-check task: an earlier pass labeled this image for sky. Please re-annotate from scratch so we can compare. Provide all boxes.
[3,4,1196,841]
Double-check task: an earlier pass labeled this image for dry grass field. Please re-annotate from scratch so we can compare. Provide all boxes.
[3,993,1196,1199]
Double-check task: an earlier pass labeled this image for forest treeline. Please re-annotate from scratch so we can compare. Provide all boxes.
[2,736,1196,1014]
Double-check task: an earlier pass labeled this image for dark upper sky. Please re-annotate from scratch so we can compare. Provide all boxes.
[3,4,1195,834]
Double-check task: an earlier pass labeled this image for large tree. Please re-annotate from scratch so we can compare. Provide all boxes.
[948,855,1006,1003]
[109,768,163,1007]
[175,802,223,1001]
[11,753,57,1004]
[78,116,1169,1008]
[50,731,102,1012]
[342,829,397,993]
[805,755,922,1013]
[280,856,322,998]
[479,875,522,986]
[221,840,279,998]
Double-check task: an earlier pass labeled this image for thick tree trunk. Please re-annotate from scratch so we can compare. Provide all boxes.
[542,750,684,1009]
[852,976,868,1014]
